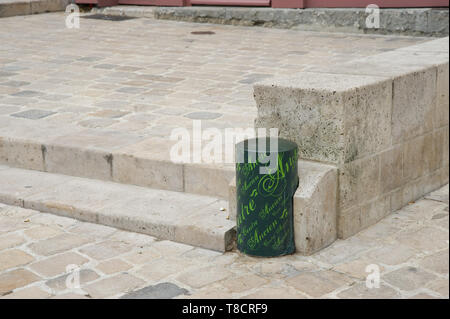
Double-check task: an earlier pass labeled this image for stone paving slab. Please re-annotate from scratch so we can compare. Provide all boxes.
[0,165,235,251]
[0,185,447,299]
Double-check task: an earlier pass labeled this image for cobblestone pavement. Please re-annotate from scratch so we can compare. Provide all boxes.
[0,185,447,299]
[0,12,428,139]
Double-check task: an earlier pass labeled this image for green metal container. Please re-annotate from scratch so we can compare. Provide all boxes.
[235,137,298,257]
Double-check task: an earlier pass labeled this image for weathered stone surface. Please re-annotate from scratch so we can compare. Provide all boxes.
[84,273,145,298]
[0,249,34,271]
[1,286,51,299]
[384,267,437,291]
[418,250,449,275]
[337,282,401,299]
[393,68,436,144]
[28,233,90,256]
[79,241,132,261]
[0,269,40,295]
[176,266,232,289]
[221,274,268,293]
[46,269,100,292]
[96,259,132,275]
[24,225,63,240]
[286,270,354,297]
[0,233,25,250]
[30,252,89,277]
[293,161,337,254]
[255,72,389,164]
[121,282,189,299]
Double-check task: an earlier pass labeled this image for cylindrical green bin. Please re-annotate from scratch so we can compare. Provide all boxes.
[235,137,298,257]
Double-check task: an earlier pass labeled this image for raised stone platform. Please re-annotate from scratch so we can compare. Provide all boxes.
[255,36,449,239]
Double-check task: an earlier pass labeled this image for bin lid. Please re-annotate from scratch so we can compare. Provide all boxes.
[235,137,297,154]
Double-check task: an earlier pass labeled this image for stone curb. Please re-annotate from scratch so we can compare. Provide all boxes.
[0,0,69,18]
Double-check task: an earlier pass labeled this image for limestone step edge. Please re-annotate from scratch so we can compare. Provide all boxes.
[0,164,236,252]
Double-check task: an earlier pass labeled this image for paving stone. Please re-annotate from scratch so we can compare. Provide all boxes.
[30,252,89,277]
[395,227,449,252]
[0,249,34,271]
[366,244,418,265]
[426,278,449,298]
[1,286,51,299]
[137,257,192,282]
[337,282,401,299]
[0,233,25,250]
[79,240,132,261]
[84,273,145,299]
[123,249,161,265]
[46,269,100,292]
[96,259,132,275]
[68,222,117,238]
[24,225,63,240]
[418,250,449,274]
[333,258,384,280]
[220,274,268,293]
[0,269,40,295]
[285,270,354,298]
[11,109,56,120]
[121,282,189,299]
[383,267,437,291]
[28,233,91,256]
[176,266,232,289]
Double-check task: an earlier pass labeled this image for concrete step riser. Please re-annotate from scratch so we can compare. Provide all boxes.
[0,136,234,199]
[0,165,235,252]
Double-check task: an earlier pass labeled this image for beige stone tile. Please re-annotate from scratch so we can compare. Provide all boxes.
[96,259,132,275]
[221,274,268,293]
[79,240,133,261]
[366,244,417,266]
[28,233,91,256]
[337,282,401,299]
[0,269,40,295]
[0,249,34,271]
[29,252,89,277]
[24,225,63,240]
[286,270,354,298]
[333,258,384,280]
[383,267,437,291]
[176,266,232,289]
[84,273,145,299]
[418,249,449,275]
[0,233,25,251]
[426,278,449,298]
[1,286,51,299]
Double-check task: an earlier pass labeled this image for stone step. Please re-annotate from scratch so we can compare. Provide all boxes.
[0,165,236,252]
[0,117,235,199]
